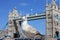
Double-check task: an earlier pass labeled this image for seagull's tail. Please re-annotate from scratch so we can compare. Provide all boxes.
[35,33,44,39]
[36,33,43,36]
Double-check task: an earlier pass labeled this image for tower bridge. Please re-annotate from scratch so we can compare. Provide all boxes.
[0,0,60,40]
[13,13,46,21]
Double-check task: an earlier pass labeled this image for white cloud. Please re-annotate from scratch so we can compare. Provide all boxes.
[20,3,28,6]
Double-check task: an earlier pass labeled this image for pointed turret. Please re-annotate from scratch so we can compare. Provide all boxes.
[59,6,60,12]
[58,0,60,12]
[46,0,49,7]
[14,6,17,10]
[8,11,11,17]
[8,11,13,20]
[52,0,56,5]
[51,0,56,8]
[12,7,19,18]
[51,0,58,10]
[13,7,18,14]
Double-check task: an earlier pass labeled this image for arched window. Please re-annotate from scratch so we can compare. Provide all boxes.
[9,20,12,24]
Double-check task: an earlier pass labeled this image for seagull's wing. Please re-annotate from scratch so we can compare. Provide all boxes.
[26,24,40,34]
[22,23,43,38]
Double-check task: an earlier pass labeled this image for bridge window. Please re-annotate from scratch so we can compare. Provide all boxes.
[47,15,52,19]
[54,21,58,26]
[48,14,50,16]
[48,13,52,16]
[9,20,12,24]
[56,22,58,26]
[57,22,58,26]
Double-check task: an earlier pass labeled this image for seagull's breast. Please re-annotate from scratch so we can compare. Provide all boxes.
[22,23,29,31]
[22,26,26,30]
[22,20,38,34]
[28,26,38,34]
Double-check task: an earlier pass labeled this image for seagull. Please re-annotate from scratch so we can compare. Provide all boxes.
[22,16,43,38]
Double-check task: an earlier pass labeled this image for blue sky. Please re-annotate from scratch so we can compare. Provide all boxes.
[0,0,59,35]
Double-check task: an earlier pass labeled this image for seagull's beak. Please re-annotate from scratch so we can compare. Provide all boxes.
[22,16,27,21]
[22,17,25,21]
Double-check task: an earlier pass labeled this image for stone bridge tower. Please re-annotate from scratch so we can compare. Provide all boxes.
[46,0,60,38]
[8,7,20,38]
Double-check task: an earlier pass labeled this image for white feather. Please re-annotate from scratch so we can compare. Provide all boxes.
[22,16,39,34]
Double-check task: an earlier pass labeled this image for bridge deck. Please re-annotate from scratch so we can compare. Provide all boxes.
[14,13,46,21]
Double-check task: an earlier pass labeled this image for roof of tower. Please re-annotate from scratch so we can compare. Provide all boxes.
[13,6,18,14]
[58,0,60,10]
[48,0,58,9]
[51,0,56,5]
[46,0,49,6]
[46,0,56,8]
[14,6,17,10]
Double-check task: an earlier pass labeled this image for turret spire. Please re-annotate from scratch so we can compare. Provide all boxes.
[52,0,56,5]
[58,0,60,11]
[52,0,55,2]
[14,6,17,10]
[13,6,18,14]
[46,0,48,6]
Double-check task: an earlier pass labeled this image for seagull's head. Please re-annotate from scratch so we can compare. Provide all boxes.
[22,16,27,21]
